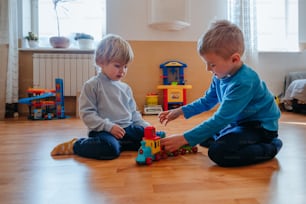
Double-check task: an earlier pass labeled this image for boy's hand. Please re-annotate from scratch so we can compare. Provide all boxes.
[110,124,126,139]
[158,107,183,126]
[160,134,188,153]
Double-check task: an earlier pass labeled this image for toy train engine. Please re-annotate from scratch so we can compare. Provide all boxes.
[135,126,165,165]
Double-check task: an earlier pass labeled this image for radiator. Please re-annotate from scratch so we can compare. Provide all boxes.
[33,53,96,96]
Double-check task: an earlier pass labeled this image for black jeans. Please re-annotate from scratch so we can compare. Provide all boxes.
[207,121,279,167]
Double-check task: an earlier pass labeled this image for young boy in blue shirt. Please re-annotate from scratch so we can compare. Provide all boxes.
[159,20,282,167]
[51,34,150,159]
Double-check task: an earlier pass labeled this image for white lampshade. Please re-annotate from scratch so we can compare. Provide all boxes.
[148,0,190,31]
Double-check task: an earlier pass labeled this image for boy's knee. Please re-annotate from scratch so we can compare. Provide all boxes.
[74,138,121,160]
[97,146,120,160]
[100,142,121,159]
[97,152,120,160]
[208,144,224,165]
[208,143,237,167]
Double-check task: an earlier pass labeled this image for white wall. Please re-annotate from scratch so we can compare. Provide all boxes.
[106,0,306,96]
[257,52,306,96]
[106,0,227,41]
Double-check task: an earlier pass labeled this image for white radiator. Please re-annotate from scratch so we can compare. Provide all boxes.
[33,53,96,96]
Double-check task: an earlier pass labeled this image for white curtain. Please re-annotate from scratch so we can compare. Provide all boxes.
[228,0,258,68]
[5,0,19,104]
[0,0,19,105]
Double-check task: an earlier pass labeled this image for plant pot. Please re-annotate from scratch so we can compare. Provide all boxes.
[78,39,94,49]
[28,40,39,48]
[49,36,70,48]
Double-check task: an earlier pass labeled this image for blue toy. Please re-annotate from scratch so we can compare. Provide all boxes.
[18,92,55,105]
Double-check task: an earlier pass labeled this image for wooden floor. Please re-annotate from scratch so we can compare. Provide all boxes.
[0,111,305,204]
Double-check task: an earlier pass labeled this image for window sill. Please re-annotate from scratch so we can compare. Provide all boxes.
[19,48,95,53]
[258,50,302,54]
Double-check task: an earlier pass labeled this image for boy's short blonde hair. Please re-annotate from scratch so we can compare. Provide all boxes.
[197,20,245,59]
[95,34,134,65]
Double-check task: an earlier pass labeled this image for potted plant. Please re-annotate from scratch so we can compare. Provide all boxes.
[25,32,39,48]
[74,33,94,49]
[49,0,71,48]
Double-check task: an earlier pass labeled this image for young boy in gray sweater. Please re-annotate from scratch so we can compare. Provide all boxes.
[51,34,150,160]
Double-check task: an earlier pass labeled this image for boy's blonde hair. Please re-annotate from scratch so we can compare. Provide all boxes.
[95,34,134,65]
[197,20,245,59]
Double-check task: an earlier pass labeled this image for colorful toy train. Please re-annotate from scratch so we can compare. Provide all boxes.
[135,126,198,165]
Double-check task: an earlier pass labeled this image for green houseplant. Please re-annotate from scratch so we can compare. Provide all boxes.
[25,32,39,48]
[74,33,94,40]
[74,33,94,49]
[49,0,71,48]
[25,32,38,41]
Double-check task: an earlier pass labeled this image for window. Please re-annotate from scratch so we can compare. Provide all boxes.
[256,0,299,52]
[32,0,106,48]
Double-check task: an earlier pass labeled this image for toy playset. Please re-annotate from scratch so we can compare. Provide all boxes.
[143,60,192,114]
[157,60,192,110]
[19,78,66,120]
[135,126,198,165]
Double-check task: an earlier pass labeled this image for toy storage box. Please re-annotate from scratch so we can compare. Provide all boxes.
[144,94,162,115]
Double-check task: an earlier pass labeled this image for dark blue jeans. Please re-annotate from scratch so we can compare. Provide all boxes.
[73,125,144,160]
[207,121,279,167]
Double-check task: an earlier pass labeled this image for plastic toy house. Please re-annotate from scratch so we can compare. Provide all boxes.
[160,61,187,85]
[157,61,192,110]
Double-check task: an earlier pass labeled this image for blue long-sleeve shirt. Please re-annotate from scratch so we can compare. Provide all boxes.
[79,72,150,133]
[183,64,281,146]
